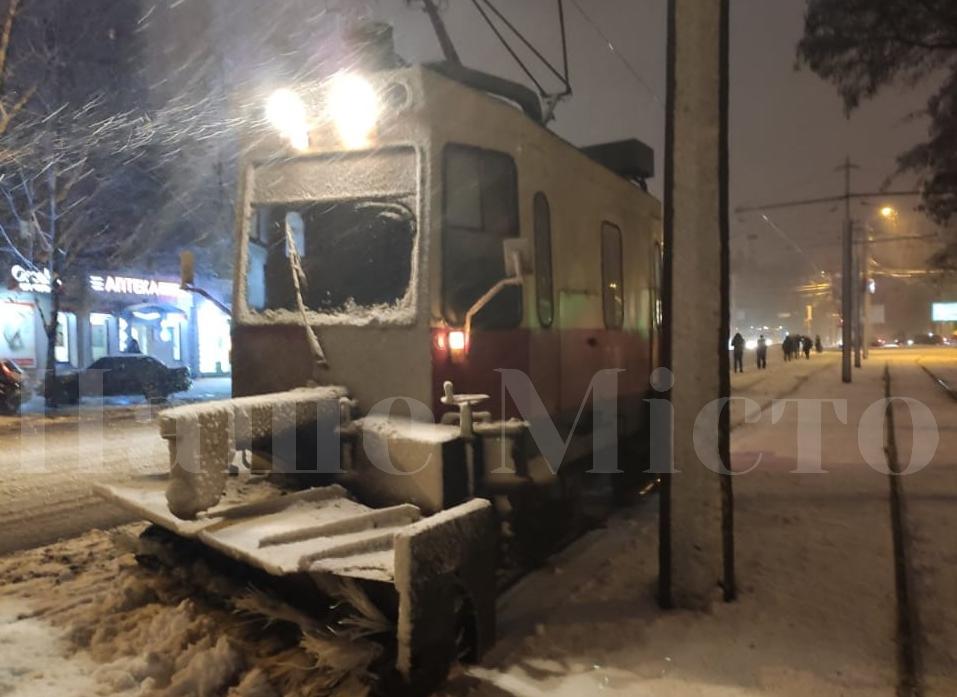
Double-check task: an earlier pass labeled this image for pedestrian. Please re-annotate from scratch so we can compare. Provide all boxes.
[782,334,792,362]
[757,334,768,369]
[802,335,812,359]
[731,332,745,373]
[815,335,823,354]
[125,337,141,353]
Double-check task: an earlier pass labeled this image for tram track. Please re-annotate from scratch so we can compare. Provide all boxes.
[916,360,957,402]
[884,362,923,697]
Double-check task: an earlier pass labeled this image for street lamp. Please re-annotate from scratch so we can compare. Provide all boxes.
[861,205,896,359]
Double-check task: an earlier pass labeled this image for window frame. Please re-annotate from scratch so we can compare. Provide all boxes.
[533,192,554,328]
[600,221,624,330]
[653,241,663,329]
[440,143,521,327]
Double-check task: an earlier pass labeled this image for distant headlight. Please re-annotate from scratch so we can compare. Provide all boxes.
[745,339,758,351]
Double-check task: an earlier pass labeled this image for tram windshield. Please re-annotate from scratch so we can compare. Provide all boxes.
[245,148,417,319]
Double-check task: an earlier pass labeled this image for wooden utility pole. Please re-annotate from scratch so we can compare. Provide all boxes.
[659,0,735,610]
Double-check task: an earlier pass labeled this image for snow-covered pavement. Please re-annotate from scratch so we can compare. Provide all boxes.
[729,350,838,428]
[0,378,231,553]
[438,348,956,696]
[0,415,167,554]
[0,349,953,696]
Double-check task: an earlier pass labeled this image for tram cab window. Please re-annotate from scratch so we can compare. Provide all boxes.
[533,193,554,328]
[601,222,624,329]
[254,200,415,313]
[442,144,521,329]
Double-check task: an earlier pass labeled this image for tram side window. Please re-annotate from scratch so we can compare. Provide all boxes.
[534,193,554,328]
[443,144,521,328]
[601,222,624,329]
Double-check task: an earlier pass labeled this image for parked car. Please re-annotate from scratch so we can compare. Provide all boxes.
[0,359,32,414]
[56,355,191,403]
[911,333,944,346]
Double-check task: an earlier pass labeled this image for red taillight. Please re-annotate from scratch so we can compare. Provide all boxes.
[434,329,468,364]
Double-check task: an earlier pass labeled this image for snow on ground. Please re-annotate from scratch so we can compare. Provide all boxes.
[2,349,950,697]
[0,418,168,554]
[0,597,99,696]
[729,351,837,428]
[0,528,385,697]
[883,353,957,696]
[436,356,921,697]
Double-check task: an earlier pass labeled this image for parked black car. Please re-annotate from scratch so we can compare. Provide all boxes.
[911,333,944,346]
[56,355,191,403]
[0,359,31,414]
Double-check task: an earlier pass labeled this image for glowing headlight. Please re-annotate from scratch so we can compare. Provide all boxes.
[328,72,379,149]
[265,89,309,151]
[745,339,758,351]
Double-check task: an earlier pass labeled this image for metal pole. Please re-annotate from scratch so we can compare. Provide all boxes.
[862,231,871,360]
[841,157,853,383]
[853,221,862,369]
[420,0,461,65]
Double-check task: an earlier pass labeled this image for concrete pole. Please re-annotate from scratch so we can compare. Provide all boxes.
[862,232,871,360]
[853,224,862,369]
[659,0,734,610]
[839,158,856,383]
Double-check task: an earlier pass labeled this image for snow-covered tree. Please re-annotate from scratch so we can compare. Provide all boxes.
[0,0,234,406]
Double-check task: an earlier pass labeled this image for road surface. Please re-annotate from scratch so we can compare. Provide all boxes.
[0,412,167,554]
[0,353,837,555]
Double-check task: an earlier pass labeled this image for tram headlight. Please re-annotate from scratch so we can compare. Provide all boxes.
[328,72,379,149]
[265,89,309,151]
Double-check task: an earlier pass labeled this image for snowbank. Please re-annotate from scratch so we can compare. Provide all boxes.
[0,528,384,697]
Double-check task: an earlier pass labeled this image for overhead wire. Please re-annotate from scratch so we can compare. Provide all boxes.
[565,0,662,109]
[470,0,549,95]
[465,0,572,121]
[479,0,569,89]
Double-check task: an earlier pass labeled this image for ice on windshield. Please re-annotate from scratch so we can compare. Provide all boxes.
[244,148,418,323]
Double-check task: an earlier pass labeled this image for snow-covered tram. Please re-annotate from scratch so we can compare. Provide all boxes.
[97,64,662,695]
[234,65,662,487]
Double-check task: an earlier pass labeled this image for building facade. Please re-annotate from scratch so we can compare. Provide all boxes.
[1,265,231,377]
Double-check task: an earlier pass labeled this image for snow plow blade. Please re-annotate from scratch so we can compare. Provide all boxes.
[94,475,496,693]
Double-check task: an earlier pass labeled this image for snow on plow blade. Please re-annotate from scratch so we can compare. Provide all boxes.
[96,477,495,691]
[94,387,497,694]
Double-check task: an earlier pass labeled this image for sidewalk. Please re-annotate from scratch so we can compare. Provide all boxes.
[441,356,944,696]
[729,350,838,428]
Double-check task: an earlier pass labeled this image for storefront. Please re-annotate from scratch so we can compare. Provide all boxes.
[1,264,232,377]
[1,265,54,370]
